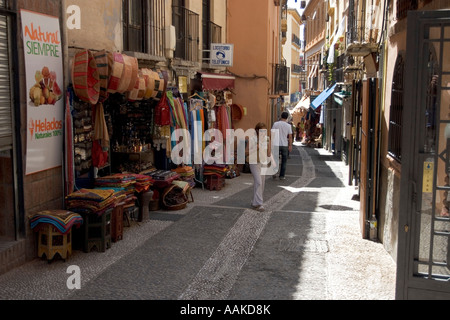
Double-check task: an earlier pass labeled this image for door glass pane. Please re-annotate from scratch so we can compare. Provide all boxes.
[445,26,450,39]
[424,43,439,154]
[416,24,450,280]
[442,74,450,89]
[444,42,450,72]
[432,234,448,263]
[429,26,441,40]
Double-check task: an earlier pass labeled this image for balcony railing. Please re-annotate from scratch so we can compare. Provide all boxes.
[291,64,303,74]
[333,54,345,83]
[292,34,302,48]
[345,0,381,55]
[173,6,199,62]
[274,63,290,95]
[203,21,222,61]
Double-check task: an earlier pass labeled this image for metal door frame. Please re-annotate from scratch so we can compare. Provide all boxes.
[0,4,24,239]
[396,9,450,299]
[350,79,362,187]
[359,79,378,238]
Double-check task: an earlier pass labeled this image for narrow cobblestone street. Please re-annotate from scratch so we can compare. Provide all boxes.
[0,143,397,303]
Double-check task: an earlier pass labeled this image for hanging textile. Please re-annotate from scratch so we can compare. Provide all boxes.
[92,102,109,169]
[189,98,204,163]
[64,89,75,197]
[167,90,191,164]
[93,102,110,149]
[154,92,171,126]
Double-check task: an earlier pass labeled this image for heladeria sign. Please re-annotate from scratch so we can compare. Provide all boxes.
[210,43,234,67]
[21,9,64,175]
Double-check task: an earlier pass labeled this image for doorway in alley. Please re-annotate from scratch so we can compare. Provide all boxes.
[396,10,450,299]
[359,78,379,239]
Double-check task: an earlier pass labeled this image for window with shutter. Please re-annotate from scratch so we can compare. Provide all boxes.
[0,13,12,151]
[123,0,165,56]
[388,54,405,162]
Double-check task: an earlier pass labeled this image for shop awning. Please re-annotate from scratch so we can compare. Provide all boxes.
[292,95,310,111]
[199,72,235,91]
[310,83,337,110]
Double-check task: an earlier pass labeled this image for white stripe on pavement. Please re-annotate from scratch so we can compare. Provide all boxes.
[179,146,315,300]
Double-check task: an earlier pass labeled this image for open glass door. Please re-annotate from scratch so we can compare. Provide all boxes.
[397,10,450,299]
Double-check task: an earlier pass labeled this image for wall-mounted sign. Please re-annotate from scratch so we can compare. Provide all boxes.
[210,43,234,67]
[21,9,64,175]
[423,161,434,193]
[178,76,188,93]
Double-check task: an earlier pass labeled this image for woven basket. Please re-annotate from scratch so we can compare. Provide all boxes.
[153,69,166,100]
[116,54,134,93]
[127,71,146,101]
[93,50,111,103]
[141,68,156,99]
[107,52,125,93]
[127,55,139,92]
[162,185,188,210]
[137,73,146,100]
[72,50,100,105]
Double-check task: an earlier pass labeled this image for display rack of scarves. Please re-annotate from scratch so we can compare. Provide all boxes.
[214,104,233,163]
[188,98,206,164]
[166,89,191,164]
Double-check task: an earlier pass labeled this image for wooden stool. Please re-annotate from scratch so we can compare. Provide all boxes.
[205,175,225,191]
[111,203,124,242]
[38,224,72,262]
[74,209,112,253]
[139,191,153,221]
[123,206,138,226]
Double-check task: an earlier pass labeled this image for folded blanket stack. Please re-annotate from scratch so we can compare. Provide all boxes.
[144,169,179,181]
[30,210,83,234]
[124,173,153,193]
[94,174,139,209]
[95,174,137,189]
[171,166,195,187]
[203,164,228,178]
[65,188,117,215]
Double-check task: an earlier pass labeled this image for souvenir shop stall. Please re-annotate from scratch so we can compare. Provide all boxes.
[302,105,323,148]
[183,72,240,191]
[54,49,241,256]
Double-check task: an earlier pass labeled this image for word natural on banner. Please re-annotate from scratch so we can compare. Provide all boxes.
[170,126,280,176]
[23,22,61,57]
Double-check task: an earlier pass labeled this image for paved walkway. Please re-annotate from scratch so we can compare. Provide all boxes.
[0,143,397,301]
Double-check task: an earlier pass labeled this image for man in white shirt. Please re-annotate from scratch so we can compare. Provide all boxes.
[271,111,293,180]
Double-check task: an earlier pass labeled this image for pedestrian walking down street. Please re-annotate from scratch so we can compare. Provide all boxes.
[247,122,270,212]
[271,111,293,180]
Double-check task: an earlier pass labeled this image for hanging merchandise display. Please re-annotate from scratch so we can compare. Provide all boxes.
[68,48,245,238]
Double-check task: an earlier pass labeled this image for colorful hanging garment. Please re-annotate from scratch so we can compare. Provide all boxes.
[64,89,75,197]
